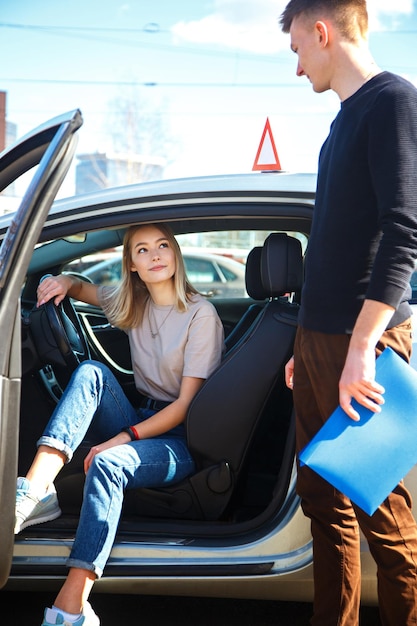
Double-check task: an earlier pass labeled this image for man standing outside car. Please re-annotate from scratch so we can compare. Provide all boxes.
[280,1,417,625]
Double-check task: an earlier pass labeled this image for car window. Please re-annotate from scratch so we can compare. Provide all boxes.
[87,259,121,285]
[219,264,239,282]
[184,257,221,284]
[62,230,307,299]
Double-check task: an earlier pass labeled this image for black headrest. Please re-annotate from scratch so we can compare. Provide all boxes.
[245,247,268,300]
[261,233,303,297]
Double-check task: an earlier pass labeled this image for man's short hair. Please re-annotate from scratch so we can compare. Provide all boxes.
[279,0,368,42]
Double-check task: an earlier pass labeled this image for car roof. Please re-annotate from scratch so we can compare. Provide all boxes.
[0,170,316,238]
[52,170,317,212]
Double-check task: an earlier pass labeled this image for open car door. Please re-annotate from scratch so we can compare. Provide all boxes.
[0,110,83,587]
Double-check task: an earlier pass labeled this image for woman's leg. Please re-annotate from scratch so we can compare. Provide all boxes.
[25,447,67,496]
[37,360,139,464]
[67,432,195,578]
[16,360,139,534]
[26,360,139,488]
[47,430,194,617]
[52,568,96,615]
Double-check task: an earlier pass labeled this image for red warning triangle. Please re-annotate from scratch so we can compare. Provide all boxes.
[252,118,281,171]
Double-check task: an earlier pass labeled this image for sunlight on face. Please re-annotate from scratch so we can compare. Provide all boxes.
[290,16,331,94]
[129,225,176,286]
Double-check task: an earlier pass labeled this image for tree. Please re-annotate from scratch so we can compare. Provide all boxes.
[106,88,178,172]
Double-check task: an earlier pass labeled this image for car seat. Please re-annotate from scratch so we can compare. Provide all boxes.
[224,246,267,352]
[123,233,303,521]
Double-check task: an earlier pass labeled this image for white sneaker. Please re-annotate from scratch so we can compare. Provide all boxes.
[41,601,100,625]
[15,477,61,534]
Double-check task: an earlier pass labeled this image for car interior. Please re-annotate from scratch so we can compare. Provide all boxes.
[1,111,319,585]
[15,216,308,554]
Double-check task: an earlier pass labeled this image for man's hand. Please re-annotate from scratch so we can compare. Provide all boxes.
[285,355,295,389]
[339,344,385,421]
[338,299,394,421]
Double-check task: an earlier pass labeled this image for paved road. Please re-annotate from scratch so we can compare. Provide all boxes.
[2,592,382,625]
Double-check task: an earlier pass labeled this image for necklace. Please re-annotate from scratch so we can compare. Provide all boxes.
[148,301,174,339]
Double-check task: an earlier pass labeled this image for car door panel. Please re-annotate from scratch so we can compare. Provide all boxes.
[0,110,82,588]
[78,307,132,373]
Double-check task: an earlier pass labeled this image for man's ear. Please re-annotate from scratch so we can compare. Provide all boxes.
[315,20,329,46]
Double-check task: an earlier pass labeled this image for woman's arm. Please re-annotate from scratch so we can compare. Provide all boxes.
[37,274,100,307]
[83,376,204,473]
[132,376,204,439]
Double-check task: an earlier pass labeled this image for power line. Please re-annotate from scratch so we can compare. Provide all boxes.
[0,22,286,63]
[2,22,416,69]
[0,22,170,34]
[2,21,417,35]
[0,77,305,88]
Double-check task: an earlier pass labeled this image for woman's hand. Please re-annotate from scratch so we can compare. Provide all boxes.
[37,274,74,307]
[83,433,130,474]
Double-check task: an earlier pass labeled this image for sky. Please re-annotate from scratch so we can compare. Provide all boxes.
[1,0,417,197]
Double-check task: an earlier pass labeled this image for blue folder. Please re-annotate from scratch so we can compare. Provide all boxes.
[298,347,417,515]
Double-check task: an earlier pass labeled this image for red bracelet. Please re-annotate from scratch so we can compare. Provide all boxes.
[131,425,140,440]
[122,426,140,441]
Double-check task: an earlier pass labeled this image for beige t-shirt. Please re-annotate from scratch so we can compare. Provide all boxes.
[98,289,224,402]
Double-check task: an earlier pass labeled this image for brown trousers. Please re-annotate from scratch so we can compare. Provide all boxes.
[294,320,417,626]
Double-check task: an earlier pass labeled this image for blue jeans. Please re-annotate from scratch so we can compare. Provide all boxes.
[37,360,195,578]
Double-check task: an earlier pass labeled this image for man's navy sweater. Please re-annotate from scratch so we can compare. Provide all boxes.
[299,72,417,334]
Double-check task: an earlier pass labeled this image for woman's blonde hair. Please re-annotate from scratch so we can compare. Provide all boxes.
[102,223,198,330]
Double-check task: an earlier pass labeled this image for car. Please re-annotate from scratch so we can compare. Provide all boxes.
[0,109,416,608]
[69,248,247,298]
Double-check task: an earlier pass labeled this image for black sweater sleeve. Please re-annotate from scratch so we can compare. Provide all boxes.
[366,78,417,308]
[299,72,417,334]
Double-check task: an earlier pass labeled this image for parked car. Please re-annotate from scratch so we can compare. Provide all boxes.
[72,249,247,298]
[0,110,416,608]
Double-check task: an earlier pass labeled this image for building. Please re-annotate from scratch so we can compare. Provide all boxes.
[75,152,165,195]
[0,90,19,214]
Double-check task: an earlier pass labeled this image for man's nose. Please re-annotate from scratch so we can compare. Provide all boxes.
[296,61,305,77]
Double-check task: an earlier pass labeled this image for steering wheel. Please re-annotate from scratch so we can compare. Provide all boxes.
[29,274,90,372]
[42,295,90,370]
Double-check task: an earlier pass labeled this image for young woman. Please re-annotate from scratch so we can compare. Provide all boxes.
[15,223,224,626]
